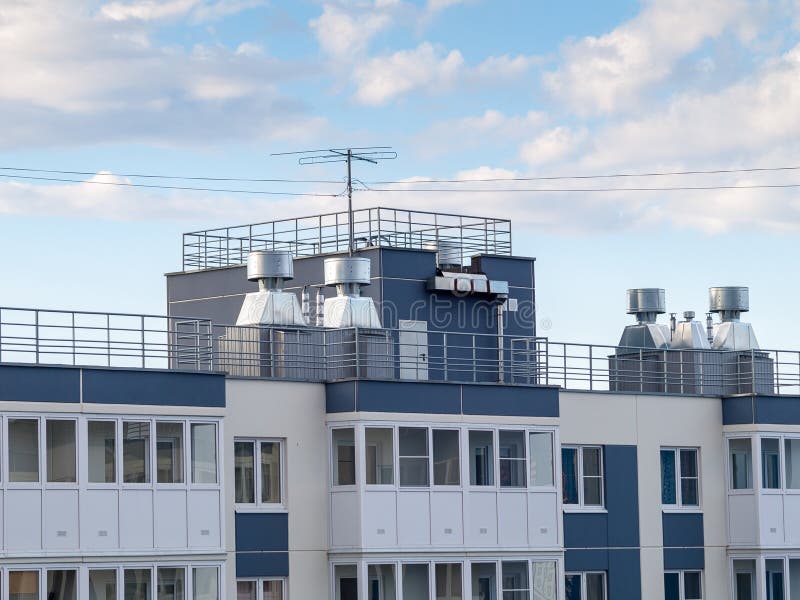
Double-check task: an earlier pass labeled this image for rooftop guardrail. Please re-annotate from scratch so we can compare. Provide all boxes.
[181,207,513,270]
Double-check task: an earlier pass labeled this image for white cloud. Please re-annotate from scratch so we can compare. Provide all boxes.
[519,126,588,167]
[545,0,751,114]
[309,1,401,61]
[100,0,263,23]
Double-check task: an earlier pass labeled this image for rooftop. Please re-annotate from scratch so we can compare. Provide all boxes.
[181,207,512,270]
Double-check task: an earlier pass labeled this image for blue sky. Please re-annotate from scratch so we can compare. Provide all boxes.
[0,0,799,348]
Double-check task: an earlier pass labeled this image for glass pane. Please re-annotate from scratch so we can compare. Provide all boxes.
[584,477,603,506]
[261,442,282,503]
[586,574,605,600]
[263,580,283,600]
[787,439,800,489]
[433,430,460,486]
[9,418,39,482]
[157,568,185,600]
[680,450,699,505]
[733,560,755,600]
[765,559,784,600]
[235,441,255,503]
[532,562,556,600]
[435,564,462,600]
[366,428,394,485]
[564,575,581,600]
[192,567,218,600]
[661,450,676,504]
[471,563,496,600]
[47,420,76,483]
[562,448,579,504]
[529,432,554,487]
[125,569,152,600]
[500,431,526,488]
[400,457,430,486]
[191,423,217,484]
[89,421,116,483]
[683,572,702,600]
[583,447,602,477]
[400,427,428,456]
[502,562,529,600]
[10,571,39,600]
[469,430,494,486]
[90,569,117,600]
[123,421,151,483]
[47,570,77,600]
[368,564,397,600]
[400,427,429,487]
[335,565,358,600]
[664,573,679,600]
[333,429,356,486]
[236,582,255,600]
[762,438,781,489]
[681,478,699,506]
[730,438,752,490]
[680,449,698,478]
[157,422,184,484]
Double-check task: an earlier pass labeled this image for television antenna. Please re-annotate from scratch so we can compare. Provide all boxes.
[272,146,397,255]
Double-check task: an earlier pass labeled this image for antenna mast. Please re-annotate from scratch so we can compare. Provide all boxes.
[272,146,397,255]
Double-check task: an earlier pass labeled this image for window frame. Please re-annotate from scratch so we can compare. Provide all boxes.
[468,428,496,488]
[234,438,286,511]
[498,430,527,489]
[398,426,431,488]
[565,571,607,600]
[664,569,703,600]
[727,436,754,492]
[661,447,701,510]
[236,577,287,600]
[431,428,460,488]
[562,445,605,510]
[364,427,395,487]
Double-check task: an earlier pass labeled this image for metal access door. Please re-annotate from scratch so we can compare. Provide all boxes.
[399,320,429,380]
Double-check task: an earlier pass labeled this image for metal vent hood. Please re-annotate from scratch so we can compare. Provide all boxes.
[617,288,671,350]
[236,251,307,326]
[322,256,382,328]
[709,286,759,350]
[670,311,711,350]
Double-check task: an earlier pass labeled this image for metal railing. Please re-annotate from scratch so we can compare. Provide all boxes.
[182,207,512,270]
[0,307,213,371]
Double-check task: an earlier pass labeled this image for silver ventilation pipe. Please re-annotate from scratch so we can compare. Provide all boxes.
[322,257,381,328]
[315,288,325,327]
[247,250,294,292]
[236,250,307,327]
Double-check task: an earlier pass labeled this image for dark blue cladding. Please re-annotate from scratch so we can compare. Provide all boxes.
[235,512,289,578]
[0,364,80,403]
[662,513,704,569]
[83,368,225,407]
[564,445,641,600]
[325,380,558,417]
[723,394,800,425]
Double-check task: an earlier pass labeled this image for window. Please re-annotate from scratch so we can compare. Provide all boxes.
[433,429,460,486]
[124,568,152,599]
[786,439,800,489]
[157,567,186,599]
[157,422,184,484]
[123,421,151,483]
[89,569,117,600]
[47,569,77,600]
[368,564,397,600]
[469,430,494,486]
[238,581,256,600]
[435,563,462,600]
[192,423,218,484]
[661,448,699,507]
[46,420,77,483]
[365,428,394,485]
[89,421,116,483]
[562,446,604,507]
[762,438,781,489]
[403,564,429,600]
[664,571,702,600]
[399,427,429,487]
[262,580,284,600]
[471,563,496,600]
[502,561,529,600]
[765,560,784,600]
[335,565,358,600]
[531,562,556,600]
[9,570,39,600]
[193,567,219,600]
[729,438,752,490]
[565,572,606,600]
[333,429,356,486]
[8,418,39,482]
[732,560,755,600]
[235,439,283,506]
[499,431,526,488]
[529,432,554,487]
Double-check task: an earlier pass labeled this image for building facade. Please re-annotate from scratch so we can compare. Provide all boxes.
[0,207,797,599]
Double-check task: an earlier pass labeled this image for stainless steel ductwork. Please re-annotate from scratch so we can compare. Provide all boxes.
[708,286,759,350]
[235,251,307,327]
[424,240,462,271]
[617,288,670,349]
[671,311,711,350]
[322,257,382,328]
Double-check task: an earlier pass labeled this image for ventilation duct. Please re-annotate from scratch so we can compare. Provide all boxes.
[708,286,759,350]
[617,288,670,349]
[424,240,462,272]
[670,311,711,350]
[235,251,307,326]
[322,257,381,328]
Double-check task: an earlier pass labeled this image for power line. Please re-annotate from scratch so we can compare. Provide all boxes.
[0,173,344,197]
[361,183,800,193]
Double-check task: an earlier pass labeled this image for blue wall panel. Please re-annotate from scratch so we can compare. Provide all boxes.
[235,552,289,578]
[662,513,704,548]
[565,549,609,572]
[0,364,80,403]
[235,513,289,552]
[564,513,609,549]
[356,381,461,414]
[606,445,640,548]
[326,381,357,413]
[608,549,642,600]
[82,368,225,407]
[722,396,755,424]
[722,395,800,425]
[462,384,558,417]
[663,547,705,570]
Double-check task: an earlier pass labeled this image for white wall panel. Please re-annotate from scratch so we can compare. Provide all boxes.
[44,489,79,549]
[728,494,758,545]
[363,490,397,547]
[5,489,41,551]
[527,492,559,548]
[331,491,360,548]
[154,490,188,548]
[188,490,221,548]
[465,491,497,546]
[397,491,430,546]
[760,494,785,545]
[498,492,528,547]
[430,491,463,546]
[80,489,119,549]
[120,489,153,549]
